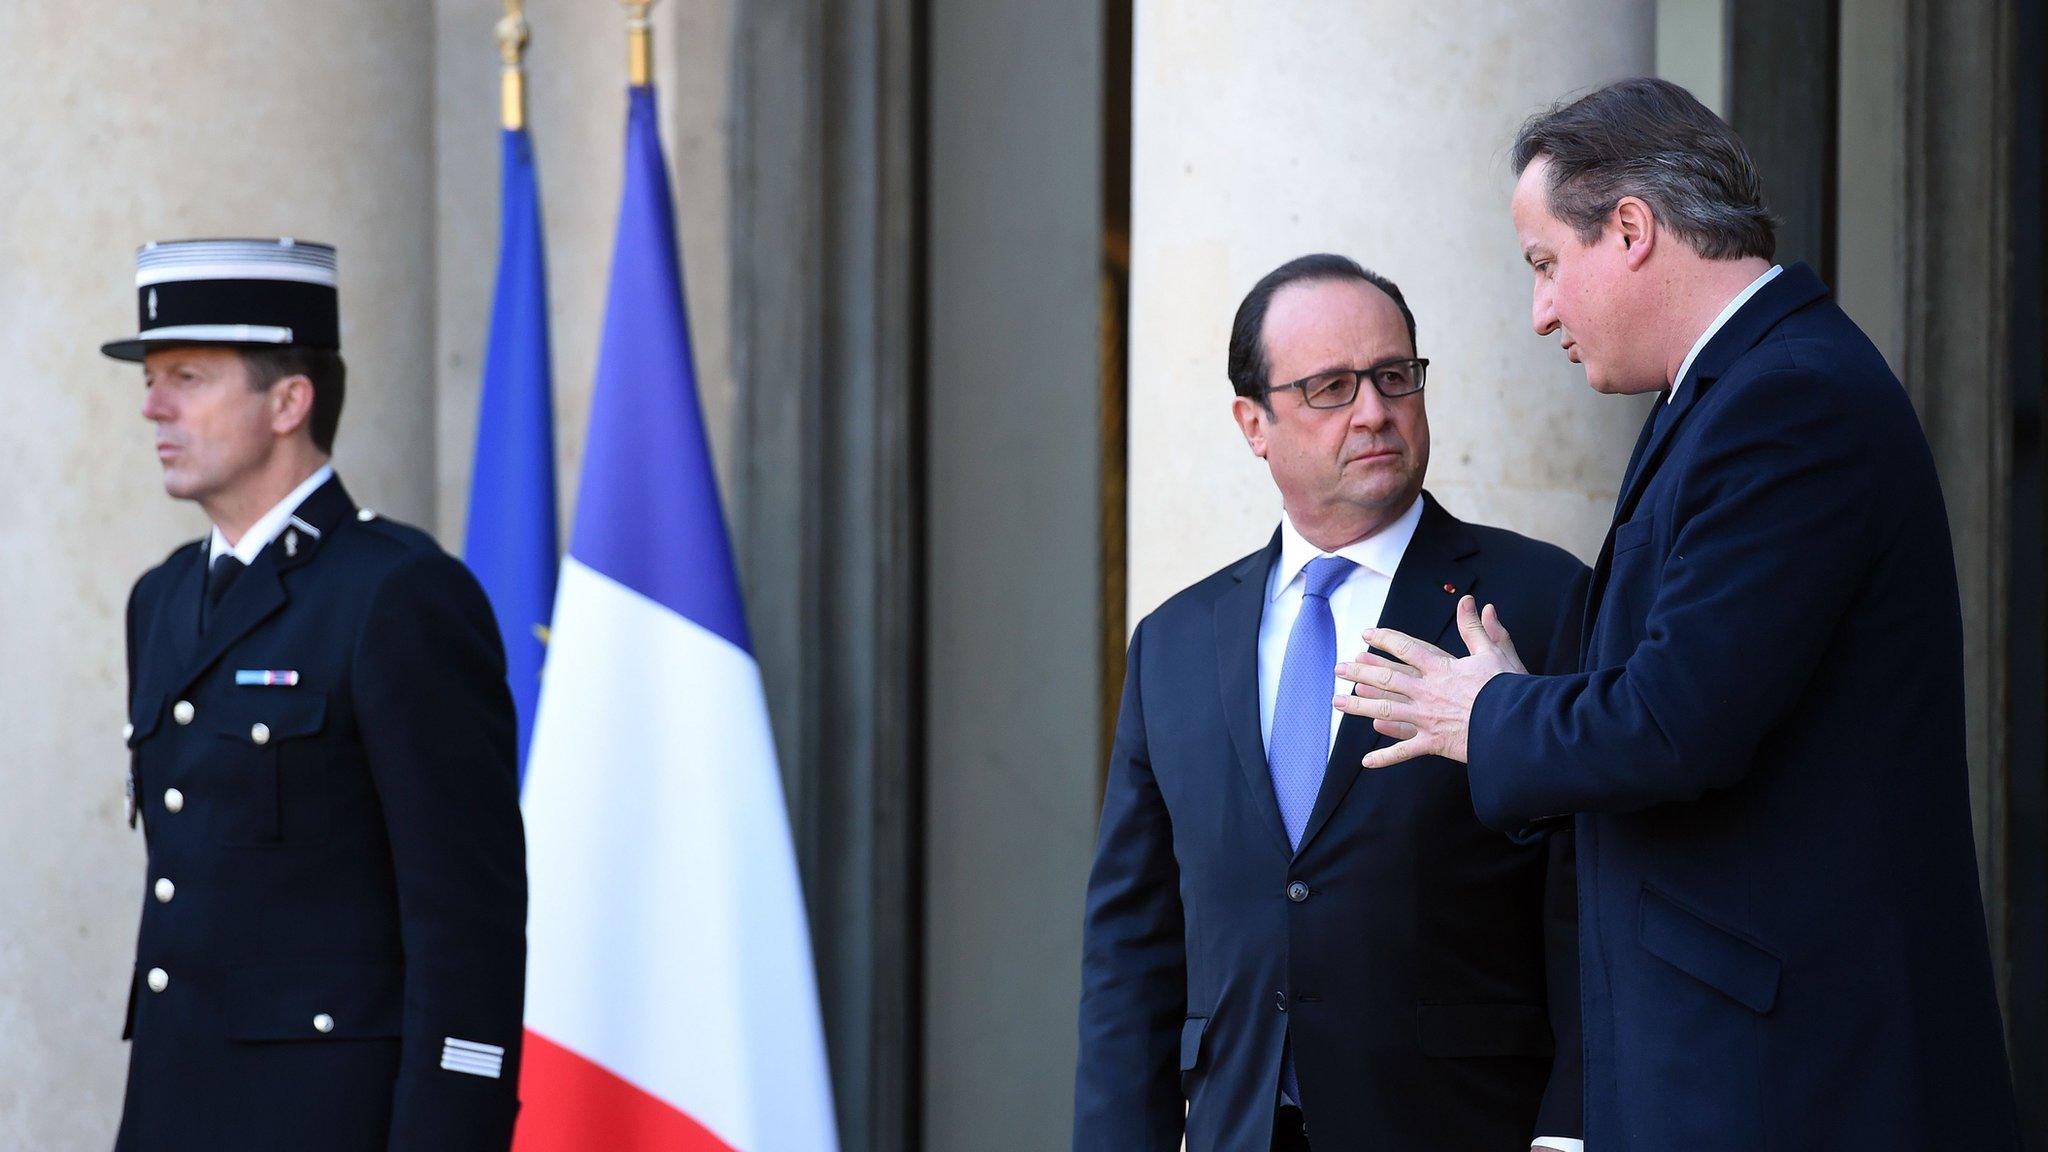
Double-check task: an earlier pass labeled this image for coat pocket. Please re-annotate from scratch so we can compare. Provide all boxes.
[213,690,328,743]
[223,960,404,1041]
[1178,1015,1208,1091]
[1612,515,1656,556]
[1638,884,1782,1014]
[1413,1002,1553,1058]
[209,692,331,844]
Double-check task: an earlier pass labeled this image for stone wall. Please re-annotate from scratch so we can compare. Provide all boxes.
[1127,0,1658,623]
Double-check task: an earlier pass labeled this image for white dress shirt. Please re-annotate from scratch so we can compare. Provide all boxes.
[1256,495,1583,1152]
[207,463,335,565]
[1668,263,1783,403]
[1258,495,1424,756]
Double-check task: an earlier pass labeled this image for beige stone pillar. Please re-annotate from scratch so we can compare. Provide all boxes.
[1129,0,1657,622]
[0,3,434,1145]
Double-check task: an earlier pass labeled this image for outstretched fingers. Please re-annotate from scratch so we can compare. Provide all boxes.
[1361,625,1452,670]
[1333,690,1414,721]
[1336,648,1420,693]
[1362,732,1435,770]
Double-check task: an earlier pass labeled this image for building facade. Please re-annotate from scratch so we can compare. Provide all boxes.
[0,0,2038,1147]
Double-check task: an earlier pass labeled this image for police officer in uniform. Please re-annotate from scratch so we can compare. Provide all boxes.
[107,239,527,1150]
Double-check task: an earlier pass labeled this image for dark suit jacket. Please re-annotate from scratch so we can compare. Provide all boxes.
[1076,493,1589,1151]
[1467,264,2019,1149]
[115,475,527,1152]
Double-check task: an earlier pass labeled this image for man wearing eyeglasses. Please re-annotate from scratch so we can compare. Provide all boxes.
[1075,254,1589,1152]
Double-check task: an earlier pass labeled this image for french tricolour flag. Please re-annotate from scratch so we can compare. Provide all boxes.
[513,85,840,1152]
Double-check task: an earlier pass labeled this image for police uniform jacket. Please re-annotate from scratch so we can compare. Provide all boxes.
[115,474,528,1152]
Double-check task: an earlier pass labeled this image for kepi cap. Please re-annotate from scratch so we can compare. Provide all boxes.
[101,238,340,362]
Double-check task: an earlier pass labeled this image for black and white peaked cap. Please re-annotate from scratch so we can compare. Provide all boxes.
[100,238,341,362]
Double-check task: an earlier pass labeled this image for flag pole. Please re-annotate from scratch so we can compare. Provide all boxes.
[497,0,529,131]
[623,0,654,89]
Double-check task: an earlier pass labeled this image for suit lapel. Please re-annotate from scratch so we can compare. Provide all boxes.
[1610,380,1706,528]
[166,544,204,672]
[132,544,206,709]
[1584,263,1832,636]
[179,551,287,691]
[1214,532,1293,859]
[1610,263,1830,526]
[1582,400,1665,656]
[1612,396,1664,517]
[173,475,357,694]
[1295,495,1476,858]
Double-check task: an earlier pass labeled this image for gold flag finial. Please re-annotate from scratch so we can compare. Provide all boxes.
[623,0,654,89]
[496,1,530,130]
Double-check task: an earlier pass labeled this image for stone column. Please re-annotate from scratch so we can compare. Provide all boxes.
[1897,0,2014,1005]
[924,1,1105,1146]
[1128,0,1658,622]
[0,3,434,1146]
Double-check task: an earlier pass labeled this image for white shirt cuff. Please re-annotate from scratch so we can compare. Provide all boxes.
[1531,1139,1583,1152]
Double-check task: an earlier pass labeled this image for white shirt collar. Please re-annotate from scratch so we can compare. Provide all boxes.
[1269,494,1425,603]
[1669,263,1782,404]
[208,463,335,565]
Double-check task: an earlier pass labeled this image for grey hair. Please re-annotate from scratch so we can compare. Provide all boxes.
[1511,77,1777,261]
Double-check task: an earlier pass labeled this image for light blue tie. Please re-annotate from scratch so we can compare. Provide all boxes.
[1268,554,1353,1106]
[1269,555,1355,847]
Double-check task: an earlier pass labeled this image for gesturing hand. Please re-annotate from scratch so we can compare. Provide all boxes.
[1333,595,1527,769]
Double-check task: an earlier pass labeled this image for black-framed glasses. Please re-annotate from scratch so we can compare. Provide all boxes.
[1260,357,1429,408]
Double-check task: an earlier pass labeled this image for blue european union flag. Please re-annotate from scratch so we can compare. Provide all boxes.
[465,125,559,780]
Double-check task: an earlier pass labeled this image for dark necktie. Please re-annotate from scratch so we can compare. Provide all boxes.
[202,553,245,631]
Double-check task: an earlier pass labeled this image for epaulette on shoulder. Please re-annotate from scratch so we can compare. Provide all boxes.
[345,508,443,556]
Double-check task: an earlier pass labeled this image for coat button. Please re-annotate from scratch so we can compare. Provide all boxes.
[153,878,175,903]
[250,722,271,745]
[1287,881,1310,903]
[146,967,169,993]
[172,700,195,725]
[122,722,134,741]
[1275,990,1288,1012]
[163,788,184,813]
[313,1013,335,1034]
[357,508,378,522]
